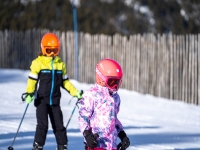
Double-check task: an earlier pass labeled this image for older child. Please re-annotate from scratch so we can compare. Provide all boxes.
[25,32,82,150]
[78,58,130,150]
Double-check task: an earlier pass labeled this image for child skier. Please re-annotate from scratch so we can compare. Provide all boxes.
[78,58,130,150]
[24,32,82,150]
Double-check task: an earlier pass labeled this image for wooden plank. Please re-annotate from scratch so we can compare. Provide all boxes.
[198,34,200,105]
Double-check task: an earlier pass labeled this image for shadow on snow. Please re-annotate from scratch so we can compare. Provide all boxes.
[0,127,200,150]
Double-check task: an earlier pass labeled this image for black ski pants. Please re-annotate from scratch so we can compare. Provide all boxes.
[33,102,67,146]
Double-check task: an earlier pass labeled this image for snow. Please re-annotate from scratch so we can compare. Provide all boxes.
[180,9,189,21]
[0,69,200,150]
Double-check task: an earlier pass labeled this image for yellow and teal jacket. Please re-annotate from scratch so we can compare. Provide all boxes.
[26,55,78,105]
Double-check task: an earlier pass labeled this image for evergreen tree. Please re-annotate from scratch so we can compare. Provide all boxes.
[0,0,199,35]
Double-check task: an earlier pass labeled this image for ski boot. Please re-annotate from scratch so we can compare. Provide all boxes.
[57,145,68,150]
[32,142,43,150]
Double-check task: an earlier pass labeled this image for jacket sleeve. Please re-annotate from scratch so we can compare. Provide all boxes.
[26,59,40,93]
[78,92,94,133]
[115,93,124,133]
[62,63,78,96]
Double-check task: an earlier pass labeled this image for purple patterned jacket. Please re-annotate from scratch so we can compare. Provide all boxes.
[78,84,124,150]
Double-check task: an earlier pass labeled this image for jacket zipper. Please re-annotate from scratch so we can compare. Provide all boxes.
[50,58,55,105]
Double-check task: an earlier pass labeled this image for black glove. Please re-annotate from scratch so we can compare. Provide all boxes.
[117,131,130,150]
[83,130,98,148]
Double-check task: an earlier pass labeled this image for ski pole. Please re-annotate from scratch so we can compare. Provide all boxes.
[8,93,29,150]
[68,96,74,105]
[65,100,78,129]
[66,90,83,129]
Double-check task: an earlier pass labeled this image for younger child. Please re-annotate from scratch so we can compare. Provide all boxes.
[78,58,130,150]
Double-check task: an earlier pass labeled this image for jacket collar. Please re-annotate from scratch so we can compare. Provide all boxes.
[38,55,61,63]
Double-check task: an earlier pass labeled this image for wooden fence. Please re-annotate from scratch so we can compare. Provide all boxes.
[0,29,200,105]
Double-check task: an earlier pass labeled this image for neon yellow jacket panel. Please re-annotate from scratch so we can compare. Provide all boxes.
[26,55,78,105]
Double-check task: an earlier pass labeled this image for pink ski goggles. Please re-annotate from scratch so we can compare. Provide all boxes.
[96,68,122,91]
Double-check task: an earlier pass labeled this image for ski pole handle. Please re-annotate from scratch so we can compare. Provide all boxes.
[80,90,83,94]
[21,93,27,102]
[78,90,84,100]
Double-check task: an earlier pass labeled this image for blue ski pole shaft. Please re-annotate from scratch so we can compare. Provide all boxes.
[66,99,78,129]
[66,90,83,129]
[8,104,29,150]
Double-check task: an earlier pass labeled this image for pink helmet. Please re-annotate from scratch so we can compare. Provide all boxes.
[96,58,123,92]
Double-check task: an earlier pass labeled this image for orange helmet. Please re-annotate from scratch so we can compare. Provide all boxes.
[41,33,60,57]
[96,58,123,92]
